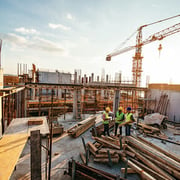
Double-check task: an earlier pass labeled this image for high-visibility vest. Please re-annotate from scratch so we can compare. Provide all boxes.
[115,111,124,124]
[125,113,133,125]
[102,111,109,124]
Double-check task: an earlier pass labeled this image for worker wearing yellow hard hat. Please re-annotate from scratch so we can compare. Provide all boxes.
[102,107,111,136]
[114,106,125,136]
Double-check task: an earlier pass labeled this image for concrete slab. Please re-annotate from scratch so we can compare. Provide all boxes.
[5,116,49,136]
[10,113,180,180]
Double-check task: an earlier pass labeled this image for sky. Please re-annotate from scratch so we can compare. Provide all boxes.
[0,0,180,87]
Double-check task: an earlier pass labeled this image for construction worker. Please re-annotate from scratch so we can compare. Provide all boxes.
[114,106,125,136]
[125,107,135,136]
[102,107,111,136]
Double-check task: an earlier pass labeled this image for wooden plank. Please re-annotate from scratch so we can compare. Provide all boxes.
[93,137,120,150]
[30,130,41,180]
[146,134,180,145]
[87,141,98,153]
[80,152,86,164]
[138,123,160,132]
[94,157,119,163]
[98,148,124,156]
[141,152,180,180]
[121,168,136,174]
[28,118,43,125]
[95,153,119,158]
[122,158,156,180]
[130,158,167,180]
[125,150,135,157]
[136,136,180,163]
[126,145,173,180]
[68,116,95,137]
[127,136,180,171]
[0,134,28,180]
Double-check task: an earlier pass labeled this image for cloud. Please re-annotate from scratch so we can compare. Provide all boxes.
[15,27,40,35]
[31,37,64,52]
[0,33,65,53]
[48,23,71,31]
[66,13,73,20]
[1,33,27,46]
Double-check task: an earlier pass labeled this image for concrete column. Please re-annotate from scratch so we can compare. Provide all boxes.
[73,90,77,119]
[101,90,104,99]
[58,88,62,99]
[113,90,120,114]
[73,89,82,120]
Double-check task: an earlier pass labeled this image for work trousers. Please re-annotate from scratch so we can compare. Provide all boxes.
[115,123,122,136]
[103,124,110,136]
[125,124,131,136]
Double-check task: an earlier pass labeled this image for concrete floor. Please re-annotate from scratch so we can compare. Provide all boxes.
[10,113,180,180]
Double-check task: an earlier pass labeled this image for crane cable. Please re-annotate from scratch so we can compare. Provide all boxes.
[112,30,137,53]
[144,14,180,27]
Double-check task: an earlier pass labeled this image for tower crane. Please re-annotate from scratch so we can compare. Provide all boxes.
[106,15,180,87]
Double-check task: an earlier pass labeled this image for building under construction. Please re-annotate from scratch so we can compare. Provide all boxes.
[0,14,180,180]
[0,63,180,180]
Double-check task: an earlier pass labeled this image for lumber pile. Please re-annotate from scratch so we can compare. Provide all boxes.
[138,123,180,144]
[138,122,160,135]
[80,135,126,165]
[67,115,96,137]
[91,120,115,137]
[123,135,180,180]
[80,134,180,179]
[67,160,125,180]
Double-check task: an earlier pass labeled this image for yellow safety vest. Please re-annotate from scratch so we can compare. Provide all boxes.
[115,111,124,124]
[125,113,133,125]
[102,111,110,124]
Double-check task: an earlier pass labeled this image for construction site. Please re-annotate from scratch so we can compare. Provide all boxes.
[0,13,180,180]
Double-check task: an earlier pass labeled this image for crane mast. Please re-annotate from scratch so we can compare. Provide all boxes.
[106,15,180,87]
[133,26,144,87]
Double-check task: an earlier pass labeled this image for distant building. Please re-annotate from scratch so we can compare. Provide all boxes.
[38,70,72,84]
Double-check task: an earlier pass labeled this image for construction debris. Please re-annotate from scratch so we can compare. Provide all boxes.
[67,160,125,180]
[138,122,161,134]
[67,115,96,137]
[124,136,180,179]
[78,132,180,180]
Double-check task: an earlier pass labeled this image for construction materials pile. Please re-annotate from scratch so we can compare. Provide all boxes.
[79,134,180,180]
[67,115,96,137]
[125,136,180,180]
[67,160,125,180]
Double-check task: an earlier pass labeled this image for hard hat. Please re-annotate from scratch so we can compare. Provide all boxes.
[127,107,131,111]
[118,106,123,111]
[105,107,110,112]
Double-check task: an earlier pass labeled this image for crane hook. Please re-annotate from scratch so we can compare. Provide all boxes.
[158,44,162,57]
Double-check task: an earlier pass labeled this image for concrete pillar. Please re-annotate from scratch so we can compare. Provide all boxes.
[101,90,104,99]
[106,74,109,82]
[113,90,120,114]
[73,89,82,120]
[91,73,94,82]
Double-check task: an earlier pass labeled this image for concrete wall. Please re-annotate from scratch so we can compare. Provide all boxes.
[38,71,71,84]
[147,89,180,123]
